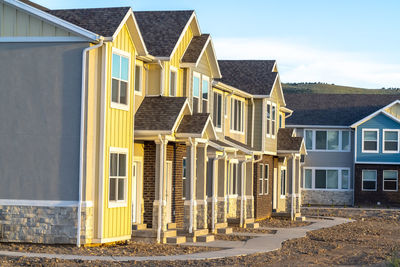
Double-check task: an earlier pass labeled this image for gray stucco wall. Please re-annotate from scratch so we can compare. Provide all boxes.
[0,42,88,200]
[295,128,355,205]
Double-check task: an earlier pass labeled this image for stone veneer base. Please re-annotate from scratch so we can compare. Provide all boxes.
[0,205,94,244]
[302,190,353,206]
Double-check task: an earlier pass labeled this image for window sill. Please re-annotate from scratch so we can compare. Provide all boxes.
[361,189,377,191]
[302,188,352,191]
[134,90,143,96]
[108,201,128,208]
[280,195,286,199]
[111,102,129,111]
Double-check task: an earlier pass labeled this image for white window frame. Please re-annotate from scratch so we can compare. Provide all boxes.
[280,167,286,198]
[264,164,269,195]
[362,169,377,191]
[182,157,187,199]
[227,160,239,197]
[230,97,245,134]
[110,48,130,111]
[108,147,129,208]
[169,66,178,97]
[271,103,277,138]
[192,71,201,99]
[383,170,398,192]
[382,129,399,153]
[134,63,143,96]
[266,101,271,138]
[361,128,379,153]
[303,129,351,152]
[259,164,264,195]
[213,91,223,131]
[302,167,352,191]
[202,75,209,101]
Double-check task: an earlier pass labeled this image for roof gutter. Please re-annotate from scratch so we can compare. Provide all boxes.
[77,38,104,248]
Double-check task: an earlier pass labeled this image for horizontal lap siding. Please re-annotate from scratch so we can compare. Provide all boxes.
[103,26,136,239]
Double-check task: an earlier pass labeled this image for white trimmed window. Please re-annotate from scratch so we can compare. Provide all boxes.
[383,130,399,153]
[230,98,244,133]
[134,65,142,94]
[182,157,187,199]
[259,164,263,195]
[280,168,286,196]
[362,170,377,191]
[271,104,277,137]
[193,72,200,98]
[383,170,398,191]
[266,102,271,136]
[111,50,130,109]
[213,92,222,129]
[202,76,209,112]
[303,168,351,190]
[305,129,350,152]
[264,164,269,195]
[228,162,239,195]
[109,148,128,206]
[169,67,178,96]
[362,129,379,153]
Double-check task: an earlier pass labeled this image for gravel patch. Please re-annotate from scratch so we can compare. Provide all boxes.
[232,227,277,234]
[214,234,251,241]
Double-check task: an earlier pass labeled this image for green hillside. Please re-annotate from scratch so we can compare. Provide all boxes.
[282,82,400,94]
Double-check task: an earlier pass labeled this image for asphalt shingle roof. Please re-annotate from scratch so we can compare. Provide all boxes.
[181,34,209,63]
[285,94,400,126]
[225,136,255,151]
[135,96,187,131]
[277,128,303,151]
[48,7,130,37]
[176,113,210,134]
[134,10,194,57]
[216,60,277,95]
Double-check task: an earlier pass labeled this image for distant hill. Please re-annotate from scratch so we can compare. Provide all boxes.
[282,82,400,94]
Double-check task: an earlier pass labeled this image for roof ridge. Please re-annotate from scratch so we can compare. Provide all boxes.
[134,10,194,13]
[50,6,131,11]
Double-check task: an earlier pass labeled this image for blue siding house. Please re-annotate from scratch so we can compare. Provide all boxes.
[352,100,400,206]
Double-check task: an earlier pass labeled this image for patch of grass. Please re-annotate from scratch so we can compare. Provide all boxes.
[387,251,400,267]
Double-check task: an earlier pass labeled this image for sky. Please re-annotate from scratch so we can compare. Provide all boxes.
[34,0,400,89]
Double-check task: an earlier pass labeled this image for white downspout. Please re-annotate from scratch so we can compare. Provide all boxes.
[291,153,295,221]
[188,137,195,233]
[157,134,165,243]
[212,151,226,232]
[240,156,253,228]
[77,39,103,248]
[251,98,255,147]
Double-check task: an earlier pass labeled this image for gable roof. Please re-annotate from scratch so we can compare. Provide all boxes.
[134,10,194,58]
[351,100,400,128]
[48,7,131,37]
[285,94,400,127]
[176,113,210,134]
[181,34,210,63]
[277,128,304,153]
[135,96,188,132]
[216,60,277,96]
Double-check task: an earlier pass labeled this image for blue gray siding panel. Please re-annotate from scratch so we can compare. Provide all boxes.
[0,42,88,200]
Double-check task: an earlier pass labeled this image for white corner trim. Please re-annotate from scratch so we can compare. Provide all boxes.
[0,199,93,207]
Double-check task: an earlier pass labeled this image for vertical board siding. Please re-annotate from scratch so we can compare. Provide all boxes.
[0,3,73,37]
[165,26,193,96]
[103,25,136,239]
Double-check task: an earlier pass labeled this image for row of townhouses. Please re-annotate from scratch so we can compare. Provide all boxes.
[1,0,399,247]
[0,0,306,245]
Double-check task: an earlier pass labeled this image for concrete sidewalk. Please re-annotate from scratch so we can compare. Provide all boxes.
[0,217,352,262]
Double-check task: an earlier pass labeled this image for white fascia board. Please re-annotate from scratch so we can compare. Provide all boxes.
[224,139,253,155]
[5,0,99,41]
[286,124,351,129]
[213,81,253,98]
[350,100,400,128]
[0,36,91,42]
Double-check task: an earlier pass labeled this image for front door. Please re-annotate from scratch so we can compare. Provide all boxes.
[165,161,173,223]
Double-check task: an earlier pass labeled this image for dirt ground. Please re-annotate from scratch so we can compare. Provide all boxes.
[1,217,399,266]
[0,240,219,257]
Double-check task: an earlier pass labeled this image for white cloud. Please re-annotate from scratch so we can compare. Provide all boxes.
[213,38,400,89]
